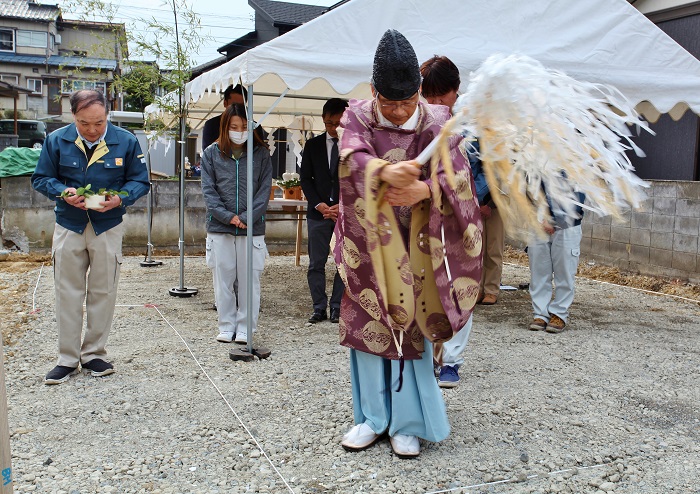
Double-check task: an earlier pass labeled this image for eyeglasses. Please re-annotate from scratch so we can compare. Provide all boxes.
[323,120,341,127]
[376,97,419,112]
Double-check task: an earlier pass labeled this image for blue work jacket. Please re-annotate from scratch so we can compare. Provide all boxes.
[32,122,150,235]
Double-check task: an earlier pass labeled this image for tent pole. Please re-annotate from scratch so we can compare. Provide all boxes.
[229,83,270,363]
[169,98,198,298]
[255,87,289,127]
[140,142,162,267]
[245,85,254,354]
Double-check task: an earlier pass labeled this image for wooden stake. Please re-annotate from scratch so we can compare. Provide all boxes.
[0,336,13,492]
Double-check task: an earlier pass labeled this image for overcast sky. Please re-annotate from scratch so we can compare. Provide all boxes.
[56,0,338,67]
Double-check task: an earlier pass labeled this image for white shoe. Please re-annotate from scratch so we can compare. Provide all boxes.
[234,333,247,344]
[390,434,420,458]
[216,332,233,343]
[341,423,381,451]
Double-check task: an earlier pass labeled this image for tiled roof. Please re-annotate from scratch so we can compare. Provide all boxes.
[0,0,60,22]
[0,52,117,70]
[249,0,326,26]
[190,55,228,79]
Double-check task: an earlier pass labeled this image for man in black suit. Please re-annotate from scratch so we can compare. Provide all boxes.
[201,85,246,151]
[300,98,349,323]
[201,85,267,152]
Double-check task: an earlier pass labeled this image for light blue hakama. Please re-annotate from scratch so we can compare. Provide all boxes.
[349,338,450,443]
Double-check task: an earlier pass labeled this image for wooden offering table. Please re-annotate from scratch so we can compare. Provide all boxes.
[265,199,307,266]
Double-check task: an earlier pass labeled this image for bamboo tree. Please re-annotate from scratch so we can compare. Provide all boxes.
[61,0,210,292]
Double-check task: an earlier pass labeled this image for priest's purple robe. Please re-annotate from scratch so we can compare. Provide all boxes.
[334,99,483,360]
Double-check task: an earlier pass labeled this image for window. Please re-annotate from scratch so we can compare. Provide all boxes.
[27,78,42,94]
[0,29,14,52]
[61,80,106,94]
[0,74,19,85]
[16,30,47,48]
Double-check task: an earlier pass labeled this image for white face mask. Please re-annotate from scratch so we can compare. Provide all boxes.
[229,130,247,145]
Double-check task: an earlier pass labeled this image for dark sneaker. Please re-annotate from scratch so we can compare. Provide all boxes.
[308,310,327,324]
[44,365,79,385]
[330,308,340,323]
[82,359,115,377]
[438,365,460,388]
[529,318,547,331]
[545,314,566,334]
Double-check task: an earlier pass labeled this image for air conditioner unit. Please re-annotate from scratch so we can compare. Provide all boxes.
[55,34,61,45]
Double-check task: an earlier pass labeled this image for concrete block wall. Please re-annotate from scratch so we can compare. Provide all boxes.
[2,177,699,282]
[581,180,700,283]
[0,176,307,254]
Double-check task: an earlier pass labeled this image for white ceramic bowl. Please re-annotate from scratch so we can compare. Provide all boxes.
[85,194,106,210]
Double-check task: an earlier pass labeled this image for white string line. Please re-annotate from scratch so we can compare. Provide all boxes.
[57,300,294,491]
[149,305,296,494]
[28,270,291,488]
[31,263,46,313]
[424,462,610,494]
[503,262,700,304]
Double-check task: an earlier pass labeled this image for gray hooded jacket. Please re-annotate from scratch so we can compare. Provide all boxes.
[200,143,272,236]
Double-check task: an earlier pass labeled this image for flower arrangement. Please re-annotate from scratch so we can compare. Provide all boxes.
[275,172,301,189]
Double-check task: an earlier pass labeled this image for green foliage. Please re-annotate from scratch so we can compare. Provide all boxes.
[60,184,129,198]
[276,178,301,189]
[2,110,27,119]
[99,188,129,197]
[57,0,128,88]
[121,62,161,112]
[60,183,95,197]
[60,0,212,130]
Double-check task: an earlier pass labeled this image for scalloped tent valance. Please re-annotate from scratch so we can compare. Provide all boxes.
[179,0,700,130]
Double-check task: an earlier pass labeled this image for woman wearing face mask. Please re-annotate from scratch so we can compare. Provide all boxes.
[201,103,273,344]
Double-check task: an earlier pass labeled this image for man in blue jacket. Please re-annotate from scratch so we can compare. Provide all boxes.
[32,89,150,384]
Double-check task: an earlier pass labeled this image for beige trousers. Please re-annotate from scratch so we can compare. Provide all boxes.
[52,223,123,367]
[481,208,505,296]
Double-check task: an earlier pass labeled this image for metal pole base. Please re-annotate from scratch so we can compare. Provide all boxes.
[229,346,271,362]
[169,287,199,297]
[140,260,163,267]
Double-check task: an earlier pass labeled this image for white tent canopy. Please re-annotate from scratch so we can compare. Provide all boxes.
[184,0,700,131]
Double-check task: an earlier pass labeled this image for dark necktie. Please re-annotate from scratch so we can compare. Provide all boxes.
[330,137,339,202]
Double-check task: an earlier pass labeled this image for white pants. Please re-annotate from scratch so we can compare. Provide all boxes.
[527,225,582,323]
[441,315,473,367]
[206,233,266,339]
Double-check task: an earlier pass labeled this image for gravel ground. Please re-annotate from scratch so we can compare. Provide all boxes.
[1,254,700,494]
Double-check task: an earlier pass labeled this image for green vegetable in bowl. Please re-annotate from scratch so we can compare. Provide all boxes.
[59,184,129,198]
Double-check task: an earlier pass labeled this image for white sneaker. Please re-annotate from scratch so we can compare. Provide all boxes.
[389,434,420,458]
[341,423,381,451]
[234,333,247,344]
[216,332,233,343]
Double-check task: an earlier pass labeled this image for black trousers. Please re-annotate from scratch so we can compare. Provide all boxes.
[307,217,344,311]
